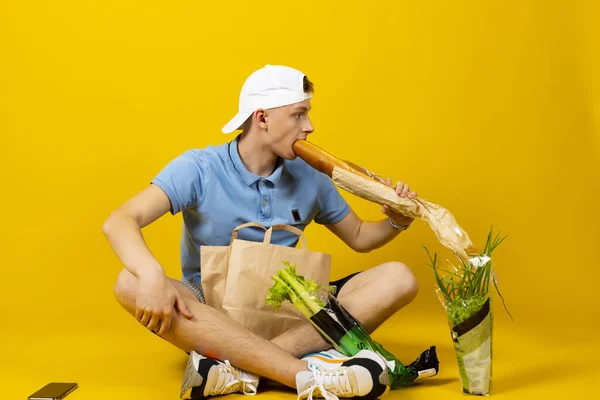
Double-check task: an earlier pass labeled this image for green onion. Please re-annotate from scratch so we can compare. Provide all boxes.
[423,226,513,326]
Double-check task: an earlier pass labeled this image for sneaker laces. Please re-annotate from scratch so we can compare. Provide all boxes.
[297,367,353,400]
[211,360,258,396]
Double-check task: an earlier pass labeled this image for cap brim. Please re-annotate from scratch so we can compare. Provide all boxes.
[222,111,253,134]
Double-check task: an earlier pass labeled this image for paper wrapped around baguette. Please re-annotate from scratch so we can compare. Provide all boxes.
[292,140,474,259]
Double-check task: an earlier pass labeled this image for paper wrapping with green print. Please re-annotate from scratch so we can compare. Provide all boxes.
[424,227,512,396]
[450,298,493,395]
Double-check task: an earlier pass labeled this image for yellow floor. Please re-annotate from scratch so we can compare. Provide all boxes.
[6,310,599,399]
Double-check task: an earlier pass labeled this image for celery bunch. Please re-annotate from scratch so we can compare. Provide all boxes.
[266,261,333,318]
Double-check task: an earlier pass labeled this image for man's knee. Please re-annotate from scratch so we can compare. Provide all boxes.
[381,261,419,305]
[113,269,137,310]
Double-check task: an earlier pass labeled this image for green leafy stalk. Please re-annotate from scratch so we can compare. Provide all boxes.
[266,261,333,318]
[423,226,512,325]
[492,271,513,321]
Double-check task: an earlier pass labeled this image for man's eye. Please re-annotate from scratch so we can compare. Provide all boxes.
[295,114,302,119]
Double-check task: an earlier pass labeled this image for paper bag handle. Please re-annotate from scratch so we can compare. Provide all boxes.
[230,222,268,242]
[263,224,308,249]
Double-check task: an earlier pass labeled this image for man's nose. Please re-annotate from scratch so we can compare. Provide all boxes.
[304,118,315,134]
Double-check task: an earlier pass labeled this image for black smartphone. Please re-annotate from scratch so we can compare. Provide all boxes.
[28,382,78,400]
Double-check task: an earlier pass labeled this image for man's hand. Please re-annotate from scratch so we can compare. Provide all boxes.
[381,178,418,228]
[135,271,194,336]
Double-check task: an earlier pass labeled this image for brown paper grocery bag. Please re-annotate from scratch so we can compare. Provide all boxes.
[201,222,331,340]
[200,222,264,312]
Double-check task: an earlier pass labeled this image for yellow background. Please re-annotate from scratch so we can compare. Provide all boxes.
[1,0,598,398]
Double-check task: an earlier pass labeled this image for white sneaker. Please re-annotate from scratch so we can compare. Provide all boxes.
[180,351,259,399]
[301,348,352,371]
[296,349,391,399]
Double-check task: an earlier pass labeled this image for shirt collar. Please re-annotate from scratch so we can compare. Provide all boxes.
[228,134,285,187]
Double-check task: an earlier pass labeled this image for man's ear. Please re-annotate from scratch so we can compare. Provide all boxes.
[254,109,268,130]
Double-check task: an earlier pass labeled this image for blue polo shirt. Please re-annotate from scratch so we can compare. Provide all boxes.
[150,134,350,284]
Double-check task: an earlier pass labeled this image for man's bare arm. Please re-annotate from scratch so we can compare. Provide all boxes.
[102,183,193,335]
[102,183,171,277]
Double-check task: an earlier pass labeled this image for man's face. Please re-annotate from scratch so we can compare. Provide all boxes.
[263,99,314,159]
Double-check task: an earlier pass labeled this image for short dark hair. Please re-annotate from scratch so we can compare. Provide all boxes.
[303,76,314,94]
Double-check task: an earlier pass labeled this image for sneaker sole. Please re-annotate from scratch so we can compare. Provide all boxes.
[180,351,205,399]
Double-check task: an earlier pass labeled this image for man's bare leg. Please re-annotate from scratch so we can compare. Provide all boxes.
[271,261,419,358]
[113,269,307,389]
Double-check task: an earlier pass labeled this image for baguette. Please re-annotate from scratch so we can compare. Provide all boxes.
[292,139,475,258]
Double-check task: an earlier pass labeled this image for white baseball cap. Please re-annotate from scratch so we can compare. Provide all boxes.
[221,64,312,134]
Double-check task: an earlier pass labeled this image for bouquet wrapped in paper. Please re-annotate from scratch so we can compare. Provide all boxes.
[424,227,512,396]
[266,262,440,389]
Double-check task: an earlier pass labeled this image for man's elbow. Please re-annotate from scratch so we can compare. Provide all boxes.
[102,214,115,236]
[352,242,374,253]
[102,211,124,236]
